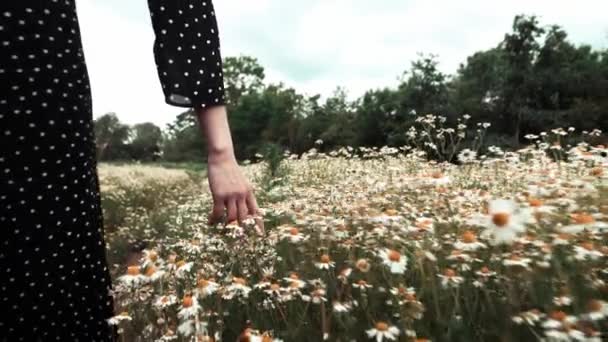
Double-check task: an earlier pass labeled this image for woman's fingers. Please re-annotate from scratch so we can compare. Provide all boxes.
[226,197,237,223]
[237,196,249,226]
[208,199,225,225]
[246,190,264,235]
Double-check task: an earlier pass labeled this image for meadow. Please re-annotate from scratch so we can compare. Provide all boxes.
[100,116,607,342]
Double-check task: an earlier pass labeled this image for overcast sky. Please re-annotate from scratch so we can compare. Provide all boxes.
[76,0,608,128]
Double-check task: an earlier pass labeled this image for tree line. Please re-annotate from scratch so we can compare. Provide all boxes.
[94,14,608,163]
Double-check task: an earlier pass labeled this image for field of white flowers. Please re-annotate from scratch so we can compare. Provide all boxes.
[99,117,607,342]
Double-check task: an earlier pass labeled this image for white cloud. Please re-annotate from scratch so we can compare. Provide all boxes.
[77,0,608,127]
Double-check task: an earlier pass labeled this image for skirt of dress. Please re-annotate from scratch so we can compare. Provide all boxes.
[0,2,117,341]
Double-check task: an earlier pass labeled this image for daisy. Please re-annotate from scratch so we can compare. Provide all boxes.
[141,249,162,269]
[284,272,307,290]
[503,255,532,268]
[280,226,308,243]
[177,294,200,319]
[195,277,220,297]
[453,231,486,251]
[512,309,545,325]
[437,268,464,288]
[154,294,178,309]
[175,261,194,278]
[475,199,531,245]
[585,299,608,321]
[107,311,132,325]
[378,248,408,274]
[144,264,167,282]
[355,259,371,273]
[302,288,327,304]
[333,300,354,313]
[352,279,373,291]
[223,277,252,299]
[559,213,608,234]
[117,265,148,287]
[315,254,335,270]
[573,242,603,260]
[366,321,400,342]
[475,266,496,278]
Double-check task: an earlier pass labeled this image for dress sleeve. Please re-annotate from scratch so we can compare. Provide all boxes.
[147,0,226,109]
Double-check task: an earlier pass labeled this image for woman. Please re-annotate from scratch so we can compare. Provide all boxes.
[0,1,262,341]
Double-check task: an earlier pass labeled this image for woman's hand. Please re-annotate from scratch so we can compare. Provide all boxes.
[206,150,263,233]
[196,105,264,234]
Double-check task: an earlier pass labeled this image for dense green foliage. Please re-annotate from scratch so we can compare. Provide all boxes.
[94,15,607,163]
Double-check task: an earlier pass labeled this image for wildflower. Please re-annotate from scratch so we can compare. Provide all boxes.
[512,309,544,325]
[154,294,178,309]
[284,272,306,289]
[559,213,608,234]
[366,321,400,341]
[302,288,327,304]
[107,311,132,325]
[378,248,408,274]
[144,264,166,281]
[503,255,532,269]
[175,261,194,278]
[573,241,603,260]
[177,294,200,319]
[437,268,464,288]
[117,265,148,287]
[476,199,530,245]
[458,149,477,164]
[315,254,336,270]
[585,299,608,321]
[333,300,354,313]
[475,266,496,279]
[352,279,373,291]
[280,226,308,243]
[195,277,220,297]
[453,231,486,251]
[223,277,252,299]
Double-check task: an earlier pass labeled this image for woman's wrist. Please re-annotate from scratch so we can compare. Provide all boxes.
[195,105,236,163]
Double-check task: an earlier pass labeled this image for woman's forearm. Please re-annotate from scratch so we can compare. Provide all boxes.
[195,105,236,161]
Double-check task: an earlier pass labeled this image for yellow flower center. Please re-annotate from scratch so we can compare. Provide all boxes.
[572,213,595,225]
[461,230,477,243]
[148,250,158,261]
[145,265,157,276]
[320,254,331,263]
[375,322,389,331]
[492,212,510,227]
[270,283,281,291]
[127,266,140,276]
[528,198,543,207]
[176,260,186,268]
[289,227,299,235]
[550,310,566,321]
[388,249,401,262]
[182,295,193,308]
[356,259,370,271]
[587,299,603,312]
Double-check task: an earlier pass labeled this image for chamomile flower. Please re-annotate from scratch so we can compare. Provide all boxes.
[474,199,531,245]
[118,266,148,287]
[315,254,335,270]
[366,321,400,342]
[177,294,200,319]
[107,311,132,326]
[453,231,486,251]
[378,248,408,274]
[437,268,464,288]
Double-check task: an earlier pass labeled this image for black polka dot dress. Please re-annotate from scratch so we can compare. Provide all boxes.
[0,1,225,341]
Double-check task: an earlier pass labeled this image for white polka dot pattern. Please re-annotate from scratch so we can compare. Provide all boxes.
[147,0,226,108]
[0,0,225,340]
[0,1,118,339]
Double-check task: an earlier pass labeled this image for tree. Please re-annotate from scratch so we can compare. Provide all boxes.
[130,122,163,161]
[94,113,130,161]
